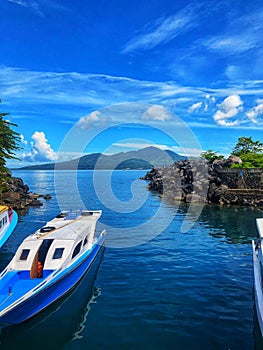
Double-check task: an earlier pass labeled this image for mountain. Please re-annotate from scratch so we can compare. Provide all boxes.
[16,147,185,170]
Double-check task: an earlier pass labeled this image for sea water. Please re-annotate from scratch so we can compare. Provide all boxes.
[0,170,262,350]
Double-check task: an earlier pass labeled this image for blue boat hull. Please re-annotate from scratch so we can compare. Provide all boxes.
[0,210,18,250]
[0,236,105,325]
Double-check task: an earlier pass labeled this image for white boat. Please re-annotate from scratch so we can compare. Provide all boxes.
[0,205,18,249]
[0,209,106,325]
[252,218,263,336]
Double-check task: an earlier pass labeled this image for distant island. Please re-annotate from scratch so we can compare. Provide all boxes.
[14,146,185,170]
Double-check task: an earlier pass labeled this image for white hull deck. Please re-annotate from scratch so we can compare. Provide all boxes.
[252,218,263,336]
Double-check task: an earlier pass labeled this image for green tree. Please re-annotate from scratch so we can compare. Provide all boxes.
[230,136,263,168]
[232,136,263,156]
[0,100,21,193]
[201,150,224,163]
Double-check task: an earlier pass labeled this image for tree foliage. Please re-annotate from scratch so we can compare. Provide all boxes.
[231,153,263,168]
[232,136,263,156]
[200,150,224,164]
[231,136,263,168]
[0,100,21,193]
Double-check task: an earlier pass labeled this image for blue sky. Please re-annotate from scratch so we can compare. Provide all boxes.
[1,0,263,166]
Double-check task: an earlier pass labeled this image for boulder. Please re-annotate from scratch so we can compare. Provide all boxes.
[224,155,242,167]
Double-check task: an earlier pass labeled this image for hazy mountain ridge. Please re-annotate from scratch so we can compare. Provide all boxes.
[16,147,185,170]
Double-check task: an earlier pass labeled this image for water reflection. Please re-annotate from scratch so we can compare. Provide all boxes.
[166,200,262,244]
[0,247,105,350]
[198,205,262,244]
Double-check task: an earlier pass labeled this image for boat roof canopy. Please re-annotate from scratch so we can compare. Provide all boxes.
[25,210,102,241]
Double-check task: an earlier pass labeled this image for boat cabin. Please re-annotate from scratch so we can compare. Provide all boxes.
[8,210,101,278]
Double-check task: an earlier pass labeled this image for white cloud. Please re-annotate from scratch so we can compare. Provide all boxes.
[20,134,28,145]
[188,102,202,113]
[204,36,257,56]
[78,111,109,130]
[204,94,216,111]
[78,111,100,129]
[213,95,243,126]
[7,0,27,6]
[141,105,173,121]
[8,0,45,17]
[7,0,71,16]
[202,7,263,59]
[2,67,263,130]
[246,99,263,123]
[1,67,198,108]
[206,94,215,103]
[23,131,57,162]
[122,5,200,53]
[188,95,216,113]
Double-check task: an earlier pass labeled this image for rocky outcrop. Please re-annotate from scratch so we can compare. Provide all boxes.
[223,155,242,167]
[0,174,51,210]
[141,158,263,207]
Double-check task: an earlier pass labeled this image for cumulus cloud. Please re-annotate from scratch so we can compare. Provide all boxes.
[213,95,243,126]
[78,111,109,130]
[246,99,263,123]
[23,131,57,162]
[20,134,28,145]
[141,105,173,121]
[188,102,203,113]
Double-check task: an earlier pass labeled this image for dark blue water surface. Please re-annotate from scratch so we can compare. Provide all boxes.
[0,170,262,350]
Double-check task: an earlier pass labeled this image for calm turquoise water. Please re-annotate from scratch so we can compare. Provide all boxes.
[0,170,262,350]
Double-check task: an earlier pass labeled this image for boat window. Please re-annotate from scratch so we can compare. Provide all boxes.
[83,236,88,246]
[56,212,67,218]
[40,226,56,233]
[53,248,65,259]
[72,241,82,259]
[20,249,30,261]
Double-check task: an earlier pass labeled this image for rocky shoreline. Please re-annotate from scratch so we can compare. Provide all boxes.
[141,157,263,207]
[0,173,51,210]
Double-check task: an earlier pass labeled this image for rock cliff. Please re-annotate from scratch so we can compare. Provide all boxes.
[0,173,51,210]
[142,157,263,207]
